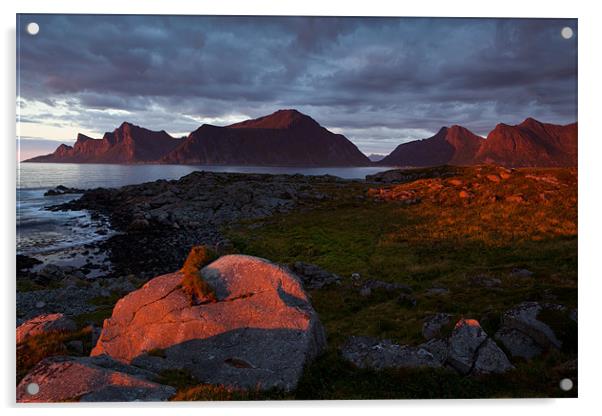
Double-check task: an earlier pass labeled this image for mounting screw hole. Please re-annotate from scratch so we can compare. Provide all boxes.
[26,382,39,395]
[26,22,40,36]
[559,378,573,391]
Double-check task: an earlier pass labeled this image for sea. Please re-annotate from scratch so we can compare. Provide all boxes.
[17,163,391,260]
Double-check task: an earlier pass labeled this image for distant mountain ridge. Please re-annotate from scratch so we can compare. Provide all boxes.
[24,112,577,168]
[380,118,577,168]
[26,122,181,164]
[26,110,370,167]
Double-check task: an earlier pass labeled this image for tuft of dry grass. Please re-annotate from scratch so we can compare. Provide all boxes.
[180,245,219,304]
[16,326,92,383]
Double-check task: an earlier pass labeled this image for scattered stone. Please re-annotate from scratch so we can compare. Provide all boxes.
[17,356,175,402]
[16,313,77,344]
[92,255,326,392]
[422,313,451,340]
[426,287,449,296]
[340,336,447,370]
[361,279,412,294]
[470,274,502,288]
[448,179,463,186]
[494,327,543,360]
[351,272,361,281]
[509,268,534,278]
[35,301,45,309]
[459,190,472,199]
[486,174,501,183]
[290,261,341,289]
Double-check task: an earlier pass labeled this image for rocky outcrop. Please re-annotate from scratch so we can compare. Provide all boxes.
[341,318,513,375]
[340,336,447,370]
[290,261,341,289]
[16,313,76,344]
[25,122,182,164]
[162,109,370,167]
[91,254,326,391]
[447,319,513,374]
[17,355,175,402]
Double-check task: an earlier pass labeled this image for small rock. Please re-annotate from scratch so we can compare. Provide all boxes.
[509,268,534,278]
[351,272,361,281]
[422,313,451,340]
[426,287,449,296]
[459,190,472,199]
[448,179,463,186]
[486,174,501,183]
[127,218,150,231]
[291,261,341,290]
[470,274,502,287]
[35,301,46,309]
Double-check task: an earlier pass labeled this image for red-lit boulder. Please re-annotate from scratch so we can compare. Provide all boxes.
[17,355,175,402]
[91,255,326,391]
[16,313,76,344]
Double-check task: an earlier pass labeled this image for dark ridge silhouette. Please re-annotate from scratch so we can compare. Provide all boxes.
[161,109,371,166]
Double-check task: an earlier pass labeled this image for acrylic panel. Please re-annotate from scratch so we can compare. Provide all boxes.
[16,14,577,402]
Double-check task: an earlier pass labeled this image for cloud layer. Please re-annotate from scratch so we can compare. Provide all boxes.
[17,15,577,156]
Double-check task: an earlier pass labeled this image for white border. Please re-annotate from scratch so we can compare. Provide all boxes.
[2,1,601,415]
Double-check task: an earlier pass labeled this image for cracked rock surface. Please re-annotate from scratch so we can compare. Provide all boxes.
[91,254,326,391]
[17,355,175,402]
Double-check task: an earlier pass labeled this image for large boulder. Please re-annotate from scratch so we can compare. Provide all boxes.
[16,313,76,344]
[91,255,326,391]
[340,336,447,370]
[17,355,175,402]
[494,327,543,360]
[501,302,564,349]
[447,319,513,374]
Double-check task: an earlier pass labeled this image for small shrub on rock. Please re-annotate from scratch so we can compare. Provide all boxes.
[180,245,219,304]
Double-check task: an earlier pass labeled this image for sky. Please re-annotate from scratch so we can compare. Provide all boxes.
[16,14,577,160]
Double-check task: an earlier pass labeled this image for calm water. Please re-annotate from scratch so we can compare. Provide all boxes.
[17,163,391,256]
[17,163,390,190]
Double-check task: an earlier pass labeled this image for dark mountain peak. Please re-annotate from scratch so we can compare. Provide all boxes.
[75,133,94,143]
[519,117,543,128]
[228,109,320,130]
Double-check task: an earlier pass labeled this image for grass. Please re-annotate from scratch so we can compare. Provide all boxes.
[223,165,577,398]
[16,326,93,383]
[180,245,218,304]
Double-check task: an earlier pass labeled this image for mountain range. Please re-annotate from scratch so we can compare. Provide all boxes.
[25,110,577,168]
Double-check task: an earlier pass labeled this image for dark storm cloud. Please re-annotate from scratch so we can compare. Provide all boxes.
[17,14,577,153]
